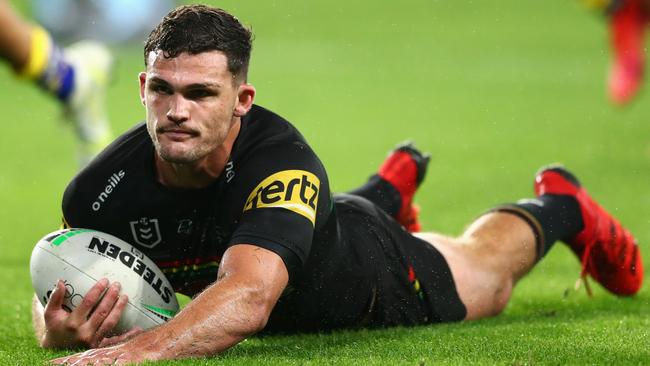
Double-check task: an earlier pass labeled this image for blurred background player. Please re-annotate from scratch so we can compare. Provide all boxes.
[0,0,112,167]
[583,0,650,105]
[30,0,174,45]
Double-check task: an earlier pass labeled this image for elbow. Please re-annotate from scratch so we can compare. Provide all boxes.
[253,296,274,332]
[246,311,270,335]
[234,288,275,336]
[247,295,274,334]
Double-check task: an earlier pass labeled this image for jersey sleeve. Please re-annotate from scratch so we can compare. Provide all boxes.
[228,142,331,277]
[61,175,87,229]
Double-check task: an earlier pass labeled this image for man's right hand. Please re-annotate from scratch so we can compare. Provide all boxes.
[40,278,129,349]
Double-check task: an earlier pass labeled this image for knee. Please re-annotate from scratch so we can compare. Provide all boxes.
[458,270,514,320]
[489,277,513,316]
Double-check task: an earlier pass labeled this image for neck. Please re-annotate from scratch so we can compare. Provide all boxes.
[155,119,241,189]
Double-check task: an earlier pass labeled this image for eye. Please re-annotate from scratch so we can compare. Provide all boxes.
[186,89,215,100]
[150,84,172,95]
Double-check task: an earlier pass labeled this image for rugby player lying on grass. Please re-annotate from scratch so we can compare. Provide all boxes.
[31,4,644,365]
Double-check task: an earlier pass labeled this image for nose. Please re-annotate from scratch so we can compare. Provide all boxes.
[166,94,190,124]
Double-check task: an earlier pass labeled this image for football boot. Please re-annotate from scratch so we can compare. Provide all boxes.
[378,141,430,232]
[534,165,643,296]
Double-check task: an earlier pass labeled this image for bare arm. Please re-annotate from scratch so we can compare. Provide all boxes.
[51,244,289,364]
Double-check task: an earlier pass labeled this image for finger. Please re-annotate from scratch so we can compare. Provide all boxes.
[43,280,66,322]
[51,348,99,366]
[122,326,143,338]
[95,294,129,339]
[86,282,121,332]
[98,336,120,349]
[98,326,142,348]
[66,356,94,366]
[69,278,109,323]
[49,355,68,364]
[66,349,115,366]
[49,352,81,365]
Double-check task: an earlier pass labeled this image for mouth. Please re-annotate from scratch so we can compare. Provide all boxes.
[157,127,199,141]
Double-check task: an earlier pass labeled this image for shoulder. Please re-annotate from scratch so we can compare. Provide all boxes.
[88,123,151,165]
[237,105,308,153]
[62,123,151,224]
[245,104,294,128]
[224,104,331,214]
[233,105,321,169]
[233,104,325,175]
[229,125,331,231]
[72,122,150,185]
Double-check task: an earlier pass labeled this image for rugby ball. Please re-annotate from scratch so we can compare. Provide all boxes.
[30,228,179,333]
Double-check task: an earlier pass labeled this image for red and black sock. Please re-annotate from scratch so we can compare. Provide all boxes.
[348,175,402,217]
[349,143,428,230]
[494,195,584,260]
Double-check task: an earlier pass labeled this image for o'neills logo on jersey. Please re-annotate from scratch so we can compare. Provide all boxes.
[91,170,126,212]
[243,170,320,226]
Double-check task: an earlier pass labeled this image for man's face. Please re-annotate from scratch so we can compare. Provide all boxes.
[139,51,246,164]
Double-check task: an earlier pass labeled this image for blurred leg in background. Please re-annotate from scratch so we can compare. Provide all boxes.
[607,0,649,105]
[31,0,174,45]
[581,0,650,105]
[0,0,113,167]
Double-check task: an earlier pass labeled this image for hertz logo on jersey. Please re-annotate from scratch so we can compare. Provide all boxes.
[243,170,320,225]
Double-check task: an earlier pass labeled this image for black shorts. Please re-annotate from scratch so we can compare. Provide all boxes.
[263,194,466,333]
[335,194,467,327]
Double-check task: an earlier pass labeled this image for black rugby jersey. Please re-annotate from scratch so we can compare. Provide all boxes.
[61,105,381,328]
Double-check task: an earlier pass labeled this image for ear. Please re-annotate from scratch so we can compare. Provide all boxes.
[138,72,147,106]
[233,83,256,117]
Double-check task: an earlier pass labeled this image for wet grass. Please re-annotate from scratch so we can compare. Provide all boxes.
[2,0,650,364]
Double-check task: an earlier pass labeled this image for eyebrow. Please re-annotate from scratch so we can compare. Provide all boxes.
[186,82,222,90]
[148,77,224,90]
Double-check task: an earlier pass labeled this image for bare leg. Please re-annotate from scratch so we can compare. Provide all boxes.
[0,0,32,70]
[415,212,537,320]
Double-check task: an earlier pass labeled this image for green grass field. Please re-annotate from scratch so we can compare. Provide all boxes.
[1,0,650,364]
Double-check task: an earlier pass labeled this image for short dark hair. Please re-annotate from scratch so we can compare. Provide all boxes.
[144,4,253,81]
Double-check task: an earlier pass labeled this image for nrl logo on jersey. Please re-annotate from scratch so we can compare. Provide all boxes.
[225,160,235,183]
[243,170,319,226]
[130,217,162,248]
